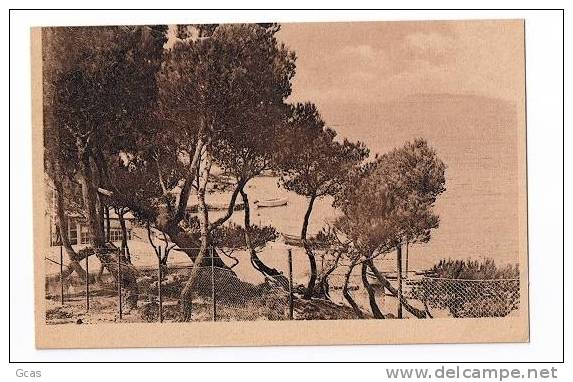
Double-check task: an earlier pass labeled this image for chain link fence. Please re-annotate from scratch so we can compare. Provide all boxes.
[324,271,520,319]
[405,277,520,318]
[45,247,141,324]
[45,245,520,323]
[45,246,293,323]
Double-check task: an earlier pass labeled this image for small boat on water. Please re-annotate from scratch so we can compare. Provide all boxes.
[186,202,244,213]
[280,233,329,249]
[254,197,288,208]
[282,232,303,246]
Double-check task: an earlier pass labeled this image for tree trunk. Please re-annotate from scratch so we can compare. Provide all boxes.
[53,177,86,280]
[405,241,409,279]
[98,195,106,244]
[104,205,111,243]
[118,209,131,263]
[180,151,212,321]
[396,244,403,318]
[209,180,245,229]
[361,262,384,318]
[315,252,341,299]
[79,245,140,307]
[302,194,317,299]
[172,132,205,226]
[77,141,105,248]
[89,153,107,244]
[96,262,105,284]
[76,139,138,305]
[240,188,289,290]
[366,259,427,318]
[342,260,363,318]
[154,133,227,270]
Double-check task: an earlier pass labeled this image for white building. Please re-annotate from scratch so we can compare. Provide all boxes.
[50,211,135,246]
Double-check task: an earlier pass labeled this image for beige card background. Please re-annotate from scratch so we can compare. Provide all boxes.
[31,21,529,349]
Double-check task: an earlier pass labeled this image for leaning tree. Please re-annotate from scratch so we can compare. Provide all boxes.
[334,138,446,318]
[210,23,296,286]
[277,102,368,299]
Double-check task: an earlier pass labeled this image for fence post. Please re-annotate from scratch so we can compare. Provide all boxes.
[118,248,123,320]
[59,243,64,306]
[211,246,216,322]
[85,249,90,312]
[158,246,163,323]
[396,244,403,319]
[405,241,409,279]
[288,249,293,320]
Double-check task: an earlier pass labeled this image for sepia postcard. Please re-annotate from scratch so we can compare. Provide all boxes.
[32,19,528,348]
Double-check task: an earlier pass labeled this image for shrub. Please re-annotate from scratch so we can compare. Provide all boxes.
[429,258,519,279]
[410,258,520,318]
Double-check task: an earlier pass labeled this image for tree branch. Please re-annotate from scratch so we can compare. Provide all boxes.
[209,178,246,230]
[171,134,204,227]
[154,153,168,196]
[366,259,427,318]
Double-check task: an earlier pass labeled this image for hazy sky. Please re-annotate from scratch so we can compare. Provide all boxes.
[276,21,525,265]
[277,20,525,107]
